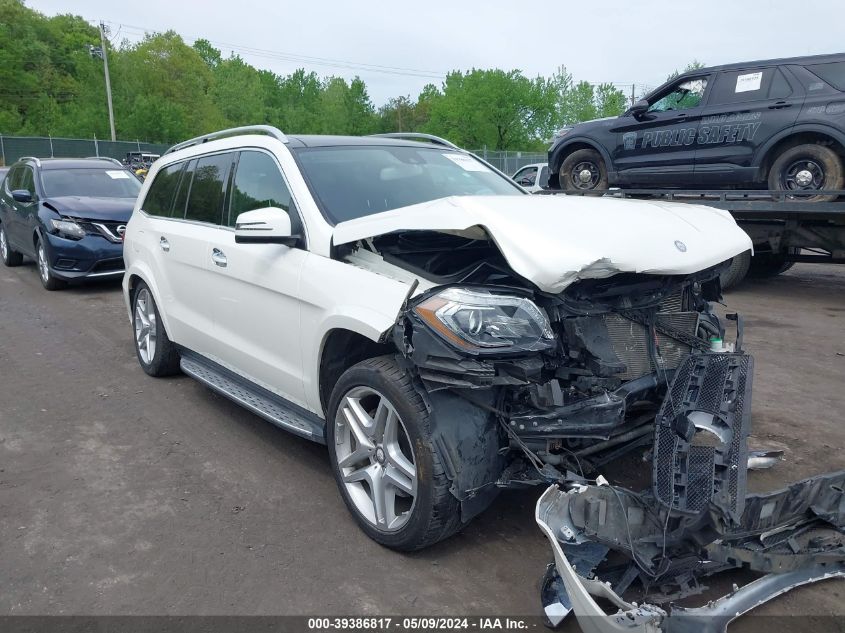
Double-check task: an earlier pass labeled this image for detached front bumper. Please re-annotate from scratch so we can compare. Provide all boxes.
[42,231,125,281]
[535,351,845,632]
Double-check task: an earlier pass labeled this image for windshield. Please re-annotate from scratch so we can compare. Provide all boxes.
[293,146,523,224]
[41,168,142,198]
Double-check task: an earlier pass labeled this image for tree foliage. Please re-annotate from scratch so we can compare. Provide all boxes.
[0,0,630,148]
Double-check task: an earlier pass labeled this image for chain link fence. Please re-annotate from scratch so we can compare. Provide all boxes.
[0,135,170,166]
[471,149,547,175]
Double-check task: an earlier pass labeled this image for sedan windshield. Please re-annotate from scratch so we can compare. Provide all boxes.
[41,168,142,198]
[293,146,523,224]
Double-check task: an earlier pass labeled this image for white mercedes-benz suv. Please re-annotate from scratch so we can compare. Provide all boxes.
[123,126,751,550]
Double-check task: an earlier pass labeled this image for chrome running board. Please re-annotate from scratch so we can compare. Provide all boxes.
[180,353,326,443]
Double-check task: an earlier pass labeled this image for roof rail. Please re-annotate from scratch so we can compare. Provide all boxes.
[85,156,124,166]
[19,156,42,167]
[369,133,462,151]
[166,125,288,155]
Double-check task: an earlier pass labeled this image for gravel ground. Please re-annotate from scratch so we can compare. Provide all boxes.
[0,260,843,629]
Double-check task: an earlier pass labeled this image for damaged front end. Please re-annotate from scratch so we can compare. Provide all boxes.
[380,236,737,520]
[535,349,845,632]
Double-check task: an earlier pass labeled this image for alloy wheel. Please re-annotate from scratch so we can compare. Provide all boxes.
[37,242,50,283]
[0,227,7,260]
[334,386,417,531]
[134,288,158,365]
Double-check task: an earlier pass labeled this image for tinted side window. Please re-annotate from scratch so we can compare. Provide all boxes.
[806,61,845,91]
[709,69,774,105]
[20,167,35,197]
[171,159,196,219]
[229,151,297,230]
[769,68,793,99]
[5,166,21,191]
[143,162,183,217]
[185,153,232,225]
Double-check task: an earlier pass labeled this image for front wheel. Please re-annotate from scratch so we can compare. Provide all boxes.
[560,149,608,193]
[35,237,66,291]
[327,356,462,551]
[768,144,844,202]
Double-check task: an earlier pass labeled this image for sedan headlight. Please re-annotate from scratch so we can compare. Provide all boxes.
[414,288,555,352]
[50,219,86,240]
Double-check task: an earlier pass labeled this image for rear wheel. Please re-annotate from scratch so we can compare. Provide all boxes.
[327,356,463,551]
[0,224,23,267]
[132,282,181,376]
[35,237,66,291]
[719,250,751,290]
[560,149,608,193]
[768,144,844,202]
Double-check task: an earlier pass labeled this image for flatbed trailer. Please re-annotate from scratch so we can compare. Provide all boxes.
[541,189,845,287]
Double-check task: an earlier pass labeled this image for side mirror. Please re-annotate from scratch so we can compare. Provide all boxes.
[11,189,33,203]
[629,99,649,117]
[517,177,534,186]
[234,207,300,246]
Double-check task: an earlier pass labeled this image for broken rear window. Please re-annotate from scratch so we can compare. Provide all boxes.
[292,146,523,224]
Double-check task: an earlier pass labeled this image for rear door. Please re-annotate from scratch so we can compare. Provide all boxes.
[205,149,309,407]
[694,66,801,185]
[137,153,234,353]
[10,166,38,255]
[611,75,710,185]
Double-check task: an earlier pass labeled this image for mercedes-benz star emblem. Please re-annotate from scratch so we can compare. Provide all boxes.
[674,240,687,252]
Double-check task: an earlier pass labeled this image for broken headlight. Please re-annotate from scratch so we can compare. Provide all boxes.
[414,288,555,353]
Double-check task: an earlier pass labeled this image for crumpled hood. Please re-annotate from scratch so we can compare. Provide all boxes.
[45,196,135,222]
[333,195,752,293]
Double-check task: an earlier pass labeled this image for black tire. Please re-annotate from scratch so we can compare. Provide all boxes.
[35,236,66,291]
[0,223,23,267]
[719,250,751,290]
[560,149,608,193]
[747,247,799,278]
[327,355,463,551]
[768,143,844,202]
[132,281,181,377]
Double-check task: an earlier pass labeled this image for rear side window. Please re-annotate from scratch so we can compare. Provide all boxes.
[143,162,183,216]
[185,153,233,225]
[709,68,775,105]
[171,159,196,219]
[805,61,845,91]
[229,151,297,230]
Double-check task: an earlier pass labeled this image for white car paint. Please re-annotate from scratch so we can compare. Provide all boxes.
[124,132,751,421]
[334,194,753,294]
[512,162,549,192]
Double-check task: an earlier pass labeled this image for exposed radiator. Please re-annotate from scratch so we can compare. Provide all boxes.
[604,311,699,380]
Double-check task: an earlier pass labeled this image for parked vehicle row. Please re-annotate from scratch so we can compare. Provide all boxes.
[0,157,139,289]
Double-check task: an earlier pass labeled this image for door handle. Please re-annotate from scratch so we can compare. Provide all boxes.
[211,248,227,268]
[769,101,792,109]
[159,236,170,252]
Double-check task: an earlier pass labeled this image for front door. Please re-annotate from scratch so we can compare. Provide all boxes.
[205,149,309,408]
[612,75,710,186]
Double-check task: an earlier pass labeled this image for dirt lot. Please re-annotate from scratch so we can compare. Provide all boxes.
[1,260,844,628]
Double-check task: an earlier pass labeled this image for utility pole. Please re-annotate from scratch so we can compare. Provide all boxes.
[630,83,636,107]
[98,22,116,141]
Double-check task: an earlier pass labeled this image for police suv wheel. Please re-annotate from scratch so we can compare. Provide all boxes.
[768,144,844,202]
[560,149,608,192]
[327,356,463,551]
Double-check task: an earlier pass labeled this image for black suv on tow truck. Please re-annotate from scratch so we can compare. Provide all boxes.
[548,53,845,200]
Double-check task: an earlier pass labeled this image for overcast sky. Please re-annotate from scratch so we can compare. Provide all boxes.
[26,0,845,105]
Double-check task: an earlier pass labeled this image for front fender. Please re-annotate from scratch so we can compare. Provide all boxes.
[548,137,614,184]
